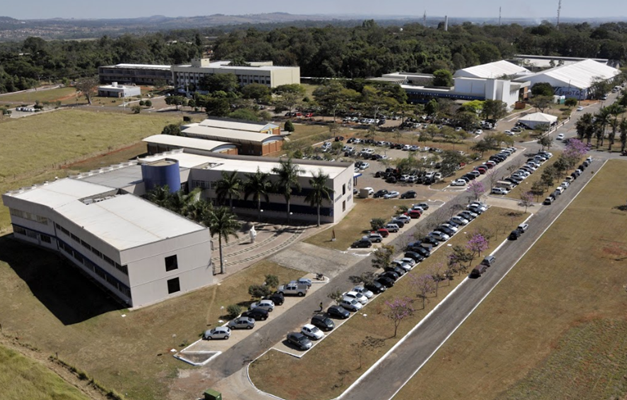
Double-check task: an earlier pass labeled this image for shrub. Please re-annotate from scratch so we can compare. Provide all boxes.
[139,100,145,106]
[248,284,271,299]
[284,120,295,132]
[226,304,242,318]
[183,116,191,122]
[131,105,141,114]
[370,218,386,230]
[265,274,279,289]
[144,100,152,107]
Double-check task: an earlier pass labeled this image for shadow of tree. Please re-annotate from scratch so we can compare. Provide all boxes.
[0,234,123,325]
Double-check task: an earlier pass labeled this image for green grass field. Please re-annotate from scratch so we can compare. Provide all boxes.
[0,87,78,105]
[0,345,90,400]
[393,159,627,400]
[0,109,181,228]
[0,237,303,400]
[249,207,528,400]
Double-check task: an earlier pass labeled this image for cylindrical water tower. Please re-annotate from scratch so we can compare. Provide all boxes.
[141,159,181,193]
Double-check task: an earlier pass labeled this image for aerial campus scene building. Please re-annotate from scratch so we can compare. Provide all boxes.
[2,6,627,400]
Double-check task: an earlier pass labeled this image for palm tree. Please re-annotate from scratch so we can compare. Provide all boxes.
[606,103,625,152]
[146,184,171,208]
[305,170,334,227]
[187,198,213,223]
[595,107,612,149]
[619,118,627,153]
[244,167,271,218]
[271,158,303,223]
[576,113,595,145]
[167,187,201,216]
[215,170,242,210]
[206,207,241,275]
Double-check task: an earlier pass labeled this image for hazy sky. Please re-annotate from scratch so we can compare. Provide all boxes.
[3,0,626,20]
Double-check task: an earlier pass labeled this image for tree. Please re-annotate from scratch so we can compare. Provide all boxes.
[313,81,359,122]
[226,304,242,319]
[519,191,534,212]
[242,83,271,102]
[215,170,243,209]
[530,180,547,201]
[531,82,554,97]
[606,103,625,152]
[229,108,259,122]
[432,69,453,87]
[271,158,303,223]
[384,297,414,337]
[206,206,241,274]
[352,336,385,370]
[619,118,627,153]
[305,170,334,227]
[538,135,553,151]
[428,263,446,296]
[481,99,508,120]
[564,98,578,107]
[372,244,394,270]
[146,184,172,208]
[466,180,485,201]
[264,274,279,289]
[161,124,181,136]
[284,120,295,133]
[165,95,186,110]
[370,218,386,231]
[576,113,595,144]
[589,76,612,100]
[466,233,489,261]
[131,105,141,114]
[448,245,474,274]
[424,99,439,117]
[244,167,271,218]
[409,273,436,309]
[530,95,553,113]
[74,76,99,105]
[327,289,344,305]
[199,73,239,93]
[248,284,271,299]
[594,106,612,149]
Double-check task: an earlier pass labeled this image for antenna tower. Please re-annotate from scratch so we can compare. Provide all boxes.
[499,7,502,26]
[423,10,427,26]
[557,0,562,30]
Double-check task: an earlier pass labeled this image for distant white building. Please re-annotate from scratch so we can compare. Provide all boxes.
[453,60,531,80]
[97,82,141,98]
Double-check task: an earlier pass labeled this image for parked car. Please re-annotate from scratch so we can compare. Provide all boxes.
[451,216,469,225]
[508,228,523,240]
[301,324,325,340]
[353,285,374,299]
[227,317,255,330]
[385,223,400,233]
[408,209,422,219]
[311,314,335,331]
[400,190,417,199]
[241,308,269,321]
[339,298,363,311]
[365,280,387,294]
[373,189,389,198]
[366,232,383,243]
[203,326,231,340]
[384,191,400,199]
[380,270,400,282]
[430,231,450,241]
[286,332,313,350]
[470,263,488,278]
[518,223,529,232]
[377,228,390,238]
[351,239,372,248]
[481,255,496,267]
[451,179,467,186]
[343,291,368,304]
[376,276,396,288]
[250,299,275,312]
[491,187,508,195]
[327,305,351,319]
[265,292,284,306]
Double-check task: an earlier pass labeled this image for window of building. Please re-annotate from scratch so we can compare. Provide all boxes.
[342,184,346,195]
[343,200,346,212]
[103,255,115,266]
[81,240,91,251]
[167,278,180,294]
[13,225,26,235]
[165,255,178,272]
[40,234,51,243]
[71,233,80,243]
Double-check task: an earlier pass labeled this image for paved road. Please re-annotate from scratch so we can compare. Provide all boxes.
[342,157,603,400]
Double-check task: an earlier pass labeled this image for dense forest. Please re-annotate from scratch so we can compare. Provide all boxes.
[1,20,627,93]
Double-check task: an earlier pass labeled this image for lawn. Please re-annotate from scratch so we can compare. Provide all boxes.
[304,197,427,251]
[392,159,627,400]
[0,109,180,228]
[0,87,78,105]
[0,345,90,400]
[249,207,528,400]
[0,236,303,400]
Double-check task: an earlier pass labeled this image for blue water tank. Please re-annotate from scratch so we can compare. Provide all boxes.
[141,159,181,193]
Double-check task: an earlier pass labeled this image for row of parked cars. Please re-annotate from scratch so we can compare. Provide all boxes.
[350,203,430,248]
[451,148,518,188]
[492,149,552,195]
[543,156,592,205]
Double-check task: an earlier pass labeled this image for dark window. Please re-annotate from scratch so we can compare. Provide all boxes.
[165,255,178,272]
[343,184,346,195]
[103,255,114,266]
[40,234,51,243]
[14,226,26,235]
[81,240,91,250]
[71,233,80,243]
[167,278,180,294]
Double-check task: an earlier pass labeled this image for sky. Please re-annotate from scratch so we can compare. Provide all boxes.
[3,0,626,20]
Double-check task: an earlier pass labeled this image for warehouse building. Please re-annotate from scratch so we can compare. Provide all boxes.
[3,177,213,309]
[143,135,238,156]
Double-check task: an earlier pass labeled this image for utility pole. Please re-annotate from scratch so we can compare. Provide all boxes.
[499,7,502,26]
[556,0,562,30]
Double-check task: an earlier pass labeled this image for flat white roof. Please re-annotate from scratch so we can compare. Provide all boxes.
[183,125,286,144]
[5,179,205,251]
[519,112,558,123]
[455,60,530,79]
[516,59,620,89]
[198,119,279,132]
[175,60,296,71]
[140,151,213,169]
[104,63,172,70]
[143,135,236,152]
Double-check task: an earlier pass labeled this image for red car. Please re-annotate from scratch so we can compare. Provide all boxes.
[377,228,390,238]
[408,210,422,219]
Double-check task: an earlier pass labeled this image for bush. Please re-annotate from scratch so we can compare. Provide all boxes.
[265,274,279,289]
[226,304,242,319]
[131,105,141,114]
[248,284,272,299]
[139,100,145,106]
[183,116,191,122]
[144,100,152,107]
[284,120,295,132]
[370,218,386,230]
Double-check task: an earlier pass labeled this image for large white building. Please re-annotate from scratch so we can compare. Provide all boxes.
[3,178,213,309]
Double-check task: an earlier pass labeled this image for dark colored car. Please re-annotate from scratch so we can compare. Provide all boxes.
[286,332,313,350]
[241,308,269,321]
[508,228,522,240]
[416,202,429,210]
[421,236,440,246]
[411,246,431,258]
[408,209,422,219]
[380,271,400,281]
[467,205,484,214]
[373,189,389,198]
[463,173,477,181]
[386,176,398,184]
[351,239,372,248]
[265,292,284,306]
[327,305,350,319]
[385,266,406,277]
[436,225,455,236]
[376,276,395,288]
[311,314,335,331]
[365,280,387,294]
[404,251,425,262]
[400,190,418,199]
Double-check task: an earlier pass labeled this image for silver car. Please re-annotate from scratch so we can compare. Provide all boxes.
[203,326,231,340]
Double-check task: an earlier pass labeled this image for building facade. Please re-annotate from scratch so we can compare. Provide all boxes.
[98,64,173,85]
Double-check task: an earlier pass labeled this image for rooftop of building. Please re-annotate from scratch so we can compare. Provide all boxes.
[101,63,172,70]
[197,118,279,133]
[513,59,621,89]
[182,125,287,144]
[143,135,236,153]
[454,60,530,79]
[173,60,298,71]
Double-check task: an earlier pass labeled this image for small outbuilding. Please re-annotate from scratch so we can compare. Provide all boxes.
[97,82,141,98]
[518,112,558,130]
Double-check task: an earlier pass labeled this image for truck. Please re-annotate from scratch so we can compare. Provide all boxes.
[278,282,308,297]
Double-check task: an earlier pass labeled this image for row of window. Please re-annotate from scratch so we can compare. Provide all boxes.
[58,240,131,298]
[55,223,128,275]
[10,208,48,225]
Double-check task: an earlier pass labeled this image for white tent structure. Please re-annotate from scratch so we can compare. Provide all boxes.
[454,60,530,79]
[518,112,558,129]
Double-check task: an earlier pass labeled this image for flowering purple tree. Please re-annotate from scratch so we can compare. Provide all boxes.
[466,233,489,262]
[384,297,415,337]
[564,138,591,160]
[409,273,436,309]
[466,180,485,201]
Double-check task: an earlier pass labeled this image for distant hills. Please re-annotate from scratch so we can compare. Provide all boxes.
[0,13,625,41]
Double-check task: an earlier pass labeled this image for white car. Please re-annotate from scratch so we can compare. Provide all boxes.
[451,216,469,225]
[440,223,458,232]
[394,214,411,223]
[556,133,565,140]
[250,299,275,312]
[301,324,324,340]
[492,187,508,195]
[451,179,467,186]
[384,191,400,199]
[468,202,487,212]
[430,231,450,241]
[400,257,417,267]
[340,298,363,311]
[391,260,412,272]
[577,106,584,111]
[474,129,483,135]
[343,291,368,304]
[353,285,374,299]
[362,187,375,196]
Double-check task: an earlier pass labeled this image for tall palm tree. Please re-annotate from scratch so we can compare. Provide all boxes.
[168,187,201,216]
[215,170,242,210]
[619,118,627,153]
[146,184,171,208]
[187,198,213,223]
[576,113,594,143]
[271,158,303,223]
[606,103,626,152]
[243,167,271,218]
[595,107,612,149]
[305,170,334,227]
[206,207,241,275]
